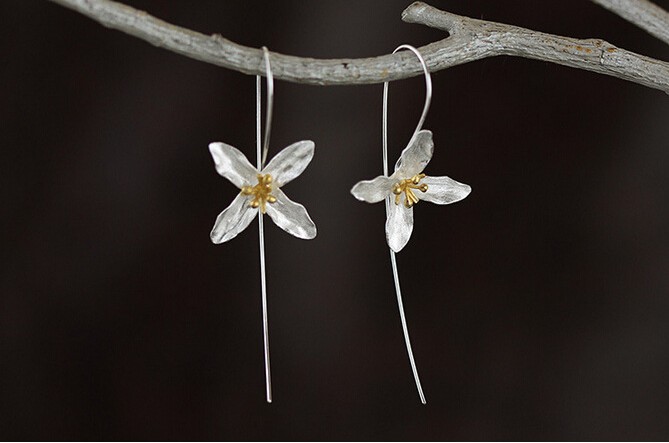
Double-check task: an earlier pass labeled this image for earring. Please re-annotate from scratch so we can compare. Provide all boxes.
[350,45,471,404]
[208,47,317,403]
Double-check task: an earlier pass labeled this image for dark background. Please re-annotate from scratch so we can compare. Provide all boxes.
[2,0,669,440]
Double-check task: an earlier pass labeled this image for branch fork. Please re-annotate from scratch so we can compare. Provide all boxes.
[49,0,669,92]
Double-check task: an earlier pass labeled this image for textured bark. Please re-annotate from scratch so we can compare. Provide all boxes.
[48,0,669,92]
[592,0,669,45]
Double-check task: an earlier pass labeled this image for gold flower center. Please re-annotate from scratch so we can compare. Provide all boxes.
[392,173,428,208]
[241,173,277,214]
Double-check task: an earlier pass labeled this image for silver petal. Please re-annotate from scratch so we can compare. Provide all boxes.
[210,193,258,244]
[419,175,472,205]
[265,188,317,240]
[385,199,414,252]
[350,175,394,203]
[209,142,257,189]
[394,130,434,177]
[263,140,315,187]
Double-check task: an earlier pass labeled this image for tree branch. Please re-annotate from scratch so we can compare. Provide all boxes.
[591,0,669,45]
[48,0,669,92]
[404,2,669,93]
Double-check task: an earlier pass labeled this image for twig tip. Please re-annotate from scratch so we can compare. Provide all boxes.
[402,1,430,21]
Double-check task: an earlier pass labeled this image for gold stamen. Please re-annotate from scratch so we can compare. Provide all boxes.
[241,173,277,214]
[393,173,429,207]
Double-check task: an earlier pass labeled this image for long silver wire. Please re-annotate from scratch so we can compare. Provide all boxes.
[382,44,432,405]
[256,46,274,403]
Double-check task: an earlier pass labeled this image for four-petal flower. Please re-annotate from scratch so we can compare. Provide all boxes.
[351,129,471,252]
[209,140,317,243]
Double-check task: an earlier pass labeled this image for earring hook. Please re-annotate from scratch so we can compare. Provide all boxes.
[382,44,432,177]
[381,44,431,405]
[256,46,274,170]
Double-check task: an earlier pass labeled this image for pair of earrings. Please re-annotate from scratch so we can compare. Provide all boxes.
[208,46,471,404]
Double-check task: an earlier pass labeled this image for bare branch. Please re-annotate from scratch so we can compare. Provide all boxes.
[591,0,669,45]
[403,2,669,93]
[48,0,669,92]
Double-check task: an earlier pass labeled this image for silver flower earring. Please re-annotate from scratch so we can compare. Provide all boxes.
[208,47,317,403]
[351,45,471,404]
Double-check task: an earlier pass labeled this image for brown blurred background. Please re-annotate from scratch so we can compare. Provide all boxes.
[2,0,669,440]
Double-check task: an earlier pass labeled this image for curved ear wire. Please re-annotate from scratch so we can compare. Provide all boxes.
[257,46,274,403]
[383,44,431,405]
[351,43,471,404]
[383,44,432,177]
